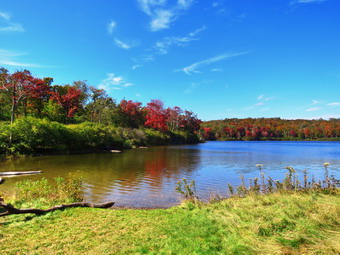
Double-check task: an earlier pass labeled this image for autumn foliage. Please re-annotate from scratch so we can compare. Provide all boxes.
[0,67,201,135]
[201,118,340,141]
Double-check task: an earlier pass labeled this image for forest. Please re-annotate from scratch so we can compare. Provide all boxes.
[202,118,340,141]
[1,67,339,156]
[0,68,201,154]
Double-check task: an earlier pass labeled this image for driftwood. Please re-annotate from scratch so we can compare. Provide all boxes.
[0,171,42,176]
[110,150,122,153]
[0,198,115,217]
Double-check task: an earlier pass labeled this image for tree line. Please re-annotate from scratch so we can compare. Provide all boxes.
[0,68,201,133]
[201,118,340,141]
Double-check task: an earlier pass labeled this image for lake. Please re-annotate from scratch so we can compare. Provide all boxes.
[0,141,339,208]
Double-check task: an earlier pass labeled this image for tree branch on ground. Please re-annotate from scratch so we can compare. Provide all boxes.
[0,198,114,217]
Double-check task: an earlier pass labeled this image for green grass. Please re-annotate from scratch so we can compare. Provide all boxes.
[1,191,339,255]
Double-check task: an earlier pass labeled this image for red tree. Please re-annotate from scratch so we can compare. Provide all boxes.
[165,106,183,131]
[50,85,82,118]
[119,99,144,128]
[0,68,35,124]
[144,99,168,131]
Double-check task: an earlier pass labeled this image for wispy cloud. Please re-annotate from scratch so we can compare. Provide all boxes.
[0,12,10,21]
[210,68,223,72]
[107,21,116,34]
[132,64,143,70]
[133,25,206,67]
[98,73,133,91]
[114,38,137,49]
[244,102,266,110]
[106,20,138,50]
[154,25,206,55]
[137,0,195,31]
[184,82,199,94]
[327,102,340,107]
[0,12,24,32]
[290,0,326,5]
[179,51,250,75]
[306,107,321,112]
[244,95,274,110]
[184,80,213,94]
[312,99,322,105]
[0,49,46,67]
[257,94,274,101]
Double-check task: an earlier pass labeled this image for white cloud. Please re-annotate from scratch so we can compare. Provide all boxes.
[0,49,45,67]
[151,9,173,31]
[179,51,250,75]
[154,25,206,54]
[98,73,133,91]
[244,95,275,110]
[114,38,138,49]
[138,0,167,15]
[306,107,321,112]
[291,0,326,5]
[132,64,143,70]
[114,38,131,49]
[257,94,274,101]
[0,12,10,21]
[0,12,24,32]
[296,0,325,3]
[107,21,116,34]
[244,102,265,110]
[327,102,340,106]
[177,0,194,9]
[210,68,223,72]
[137,0,194,31]
[132,25,206,66]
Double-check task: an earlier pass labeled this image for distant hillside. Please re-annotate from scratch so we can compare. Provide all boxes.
[201,118,340,141]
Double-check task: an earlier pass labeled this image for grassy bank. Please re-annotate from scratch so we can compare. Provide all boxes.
[1,167,339,254]
[0,190,339,254]
[0,117,199,155]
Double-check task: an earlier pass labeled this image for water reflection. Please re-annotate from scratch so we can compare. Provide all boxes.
[0,142,339,207]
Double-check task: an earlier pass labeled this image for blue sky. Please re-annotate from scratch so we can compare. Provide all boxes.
[0,0,339,120]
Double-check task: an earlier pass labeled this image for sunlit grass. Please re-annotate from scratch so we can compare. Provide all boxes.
[1,165,339,254]
[1,190,339,254]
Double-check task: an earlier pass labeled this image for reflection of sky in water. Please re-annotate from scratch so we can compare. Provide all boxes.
[1,141,339,208]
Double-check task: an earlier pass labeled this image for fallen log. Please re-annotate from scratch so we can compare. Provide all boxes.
[0,171,42,176]
[0,198,115,217]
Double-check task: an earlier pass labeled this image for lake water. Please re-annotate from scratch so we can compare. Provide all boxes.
[0,141,339,208]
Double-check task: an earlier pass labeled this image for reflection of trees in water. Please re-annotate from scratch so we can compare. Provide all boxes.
[82,147,201,202]
[0,148,202,203]
[144,147,200,189]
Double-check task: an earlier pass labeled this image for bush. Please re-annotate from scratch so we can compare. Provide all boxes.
[0,117,200,155]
